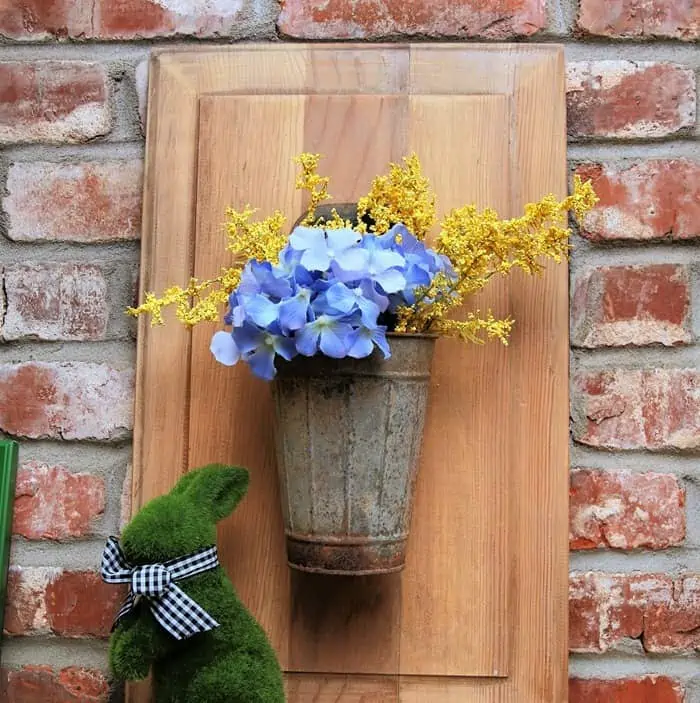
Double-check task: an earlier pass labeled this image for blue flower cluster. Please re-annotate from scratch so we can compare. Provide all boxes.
[210,224,454,380]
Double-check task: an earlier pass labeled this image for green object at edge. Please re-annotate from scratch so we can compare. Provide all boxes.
[0,440,18,639]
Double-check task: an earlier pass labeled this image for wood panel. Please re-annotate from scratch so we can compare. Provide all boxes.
[132,44,568,703]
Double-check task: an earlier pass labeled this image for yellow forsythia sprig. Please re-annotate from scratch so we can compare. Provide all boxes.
[396,174,598,342]
[129,153,597,344]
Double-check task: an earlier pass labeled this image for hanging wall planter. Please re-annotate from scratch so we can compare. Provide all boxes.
[131,152,596,576]
[273,333,435,574]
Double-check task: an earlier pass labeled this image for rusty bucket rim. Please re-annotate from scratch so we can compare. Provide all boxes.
[385,331,438,340]
[287,561,405,576]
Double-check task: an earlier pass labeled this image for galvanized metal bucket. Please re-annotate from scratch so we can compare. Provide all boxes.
[271,334,436,575]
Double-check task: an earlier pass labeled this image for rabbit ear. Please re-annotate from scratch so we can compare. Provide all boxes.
[185,464,250,522]
[170,470,201,495]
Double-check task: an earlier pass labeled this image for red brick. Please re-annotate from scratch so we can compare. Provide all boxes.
[645,575,700,652]
[3,160,143,243]
[572,369,700,451]
[278,0,546,39]
[571,265,691,348]
[4,567,124,637]
[567,62,696,139]
[576,160,700,242]
[3,264,108,341]
[0,0,275,40]
[13,462,105,540]
[569,677,684,703]
[570,470,685,550]
[578,0,698,41]
[0,362,134,441]
[0,62,111,144]
[1,665,110,703]
[569,572,695,653]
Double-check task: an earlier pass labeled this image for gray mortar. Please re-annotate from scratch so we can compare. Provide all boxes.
[0,339,135,367]
[0,637,110,670]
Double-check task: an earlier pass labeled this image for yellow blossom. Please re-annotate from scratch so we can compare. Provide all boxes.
[357,154,436,238]
[294,153,332,225]
[128,207,287,326]
[129,154,598,347]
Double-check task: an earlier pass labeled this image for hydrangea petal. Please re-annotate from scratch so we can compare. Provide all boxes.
[296,324,320,356]
[371,327,392,359]
[375,268,407,294]
[334,247,369,274]
[326,282,357,314]
[210,331,240,366]
[347,329,374,359]
[319,327,349,358]
[247,347,276,380]
[372,249,405,271]
[358,297,381,327]
[243,294,279,328]
[272,335,297,361]
[233,323,263,354]
[279,293,310,332]
[327,228,362,250]
[300,247,332,272]
[289,226,325,252]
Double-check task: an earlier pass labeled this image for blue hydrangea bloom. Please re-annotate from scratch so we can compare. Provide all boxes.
[210,223,454,379]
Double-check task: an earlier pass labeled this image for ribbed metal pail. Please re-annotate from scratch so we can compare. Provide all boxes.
[271,334,435,575]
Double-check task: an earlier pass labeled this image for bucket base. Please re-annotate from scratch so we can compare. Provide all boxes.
[286,533,407,576]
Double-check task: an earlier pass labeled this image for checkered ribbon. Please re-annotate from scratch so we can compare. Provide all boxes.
[101,537,220,640]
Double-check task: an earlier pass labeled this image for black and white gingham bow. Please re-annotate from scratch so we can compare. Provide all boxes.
[101,537,220,640]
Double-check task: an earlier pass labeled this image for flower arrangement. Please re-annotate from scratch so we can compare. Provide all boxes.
[130,154,596,380]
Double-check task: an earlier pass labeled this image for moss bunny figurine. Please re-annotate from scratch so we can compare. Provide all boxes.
[104,464,285,703]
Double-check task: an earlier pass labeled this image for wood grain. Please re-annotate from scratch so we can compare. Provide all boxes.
[286,674,398,702]
[401,95,511,677]
[133,44,568,703]
[190,95,306,667]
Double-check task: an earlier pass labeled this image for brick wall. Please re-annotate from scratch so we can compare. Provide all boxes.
[0,1,697,701]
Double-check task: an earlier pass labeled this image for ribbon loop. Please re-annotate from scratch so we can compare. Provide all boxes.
[100,537,220,640]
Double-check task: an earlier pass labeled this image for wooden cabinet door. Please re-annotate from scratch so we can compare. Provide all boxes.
[131,44,568,703]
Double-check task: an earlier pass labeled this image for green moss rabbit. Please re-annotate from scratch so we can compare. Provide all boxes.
[108,464,285,703]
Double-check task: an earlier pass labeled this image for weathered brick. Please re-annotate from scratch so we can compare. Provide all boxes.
[0,0,276,41]
[578,0,698,41]
[0,62,111,144]
[0,362,134,441]
[3,263,108,341]
[13,462,105,540]
[569,572,700,653]
[4,567,124,637]
[3,160,142,243]
[1,665,110,703]
[571,265,691,348]
[576,160,700,242]
[278,0,546,39]
[567,62,696,139]
[569,677,684,703]
[572,369,700,451]
[645,575,700,652]
[570,470,685,550]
